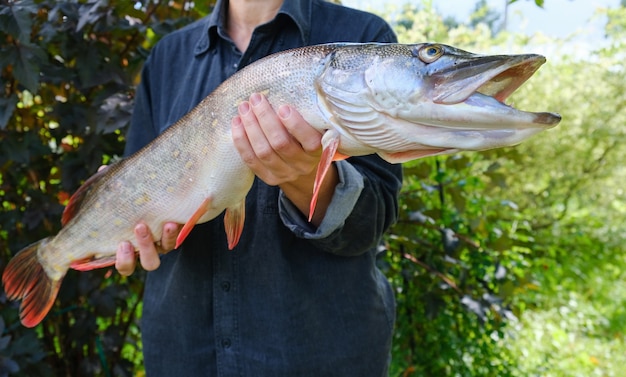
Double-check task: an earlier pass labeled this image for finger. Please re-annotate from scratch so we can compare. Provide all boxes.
[115,241,137,276]
[98,165,109,172]
[235,102,291,184]
[239,99,282,163]
[248,94,302,158]
[160,222,181,252]
[278,105,322,154]
[134,223,161,271]
[232,114,260,167]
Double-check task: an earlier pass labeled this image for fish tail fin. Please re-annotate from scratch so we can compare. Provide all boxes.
[2,238,63,328]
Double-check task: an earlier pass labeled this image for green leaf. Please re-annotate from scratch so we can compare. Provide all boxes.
[0,356,20,374]
[76,0,108,31]
[96,93,133,133]
[0,0,37,42]
[507,0,544,7]
[2,42,48,92]
[0,94,18,129]
[0,335,11,350]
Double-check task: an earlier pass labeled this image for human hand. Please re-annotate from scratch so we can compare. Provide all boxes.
[231,92,323,186]
[231,93,339,225]
[98,165,182,276]
[115,222,181,276]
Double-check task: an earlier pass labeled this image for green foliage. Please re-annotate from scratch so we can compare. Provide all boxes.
[509,0,545,7]
[384,154,524,376]
[500,7,626,375]
[380,2,626,376]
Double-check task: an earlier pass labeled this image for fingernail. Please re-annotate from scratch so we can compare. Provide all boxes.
[250,93,262,106]
[238,101,250,115]
[278,105,291,119]
[232,115,242,128]
[165,223,177,236]
[136,224,148,238]
[121,241,133,254]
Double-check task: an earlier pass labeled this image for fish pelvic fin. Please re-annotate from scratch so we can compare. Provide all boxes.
[309,130,341,222]
[224,199,246,250]
[2,237,63,328]
[175,197,212,249]
[62,168,108,226]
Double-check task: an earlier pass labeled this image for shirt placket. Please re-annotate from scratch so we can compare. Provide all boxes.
[210,25,281,377]
[213,232,240,376]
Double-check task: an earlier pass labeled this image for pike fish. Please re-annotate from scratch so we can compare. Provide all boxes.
[3,43,560,327]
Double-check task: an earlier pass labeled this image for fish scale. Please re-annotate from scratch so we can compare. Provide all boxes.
[2,42,560,327]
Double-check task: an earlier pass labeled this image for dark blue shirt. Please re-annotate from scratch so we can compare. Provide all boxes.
[125,1,403,376]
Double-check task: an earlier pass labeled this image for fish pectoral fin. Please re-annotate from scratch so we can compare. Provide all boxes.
[62,168,109,226]
[309,130,341,222]
[224,199,246,250]
[70,255,117,271]
[378,148,455,164]
[175,197,213,249]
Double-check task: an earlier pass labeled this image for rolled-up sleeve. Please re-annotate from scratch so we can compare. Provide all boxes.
[279,160,364,237]
[279,155,402,256]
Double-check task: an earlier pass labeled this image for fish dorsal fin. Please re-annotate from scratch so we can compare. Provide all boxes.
[62,168,109,226]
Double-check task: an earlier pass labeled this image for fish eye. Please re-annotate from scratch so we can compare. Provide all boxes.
[417,44,444,63]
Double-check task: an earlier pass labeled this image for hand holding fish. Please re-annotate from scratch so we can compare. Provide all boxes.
[115,222,180,276]
[232,93,338,225]
[95,168,180,276]
[115,93,333,276]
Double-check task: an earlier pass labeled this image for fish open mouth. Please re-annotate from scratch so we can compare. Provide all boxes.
[475,56,544,103]
[432,52,561,127]
[433,53,544,104]
[474,56,561,126]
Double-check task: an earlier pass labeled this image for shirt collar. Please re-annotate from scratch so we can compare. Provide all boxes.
[194,0,311,56]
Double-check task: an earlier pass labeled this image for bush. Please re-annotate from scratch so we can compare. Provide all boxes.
[0,1,212,375]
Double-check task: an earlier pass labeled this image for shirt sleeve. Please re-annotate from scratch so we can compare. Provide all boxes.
[278,160,365,237]
[279,154,402,256]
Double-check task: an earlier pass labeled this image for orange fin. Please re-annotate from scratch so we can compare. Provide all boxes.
[378,148,452,164]
[62,168,108,226]
[175,197,212,249]
[332,152,349,161]
[70,255,117,271]
[224,199,246,250]
[309,131,341,222]
[2,237,63,328]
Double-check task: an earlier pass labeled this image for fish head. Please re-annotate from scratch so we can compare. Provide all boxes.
[316,43,561,163]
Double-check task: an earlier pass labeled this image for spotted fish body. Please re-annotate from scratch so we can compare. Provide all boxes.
[3,43,560,327]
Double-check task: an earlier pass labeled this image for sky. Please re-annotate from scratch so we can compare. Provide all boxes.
[342,0,621,43]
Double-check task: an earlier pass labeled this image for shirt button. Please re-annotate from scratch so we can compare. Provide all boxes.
[221,338,231,348]
[220,281,231,292]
